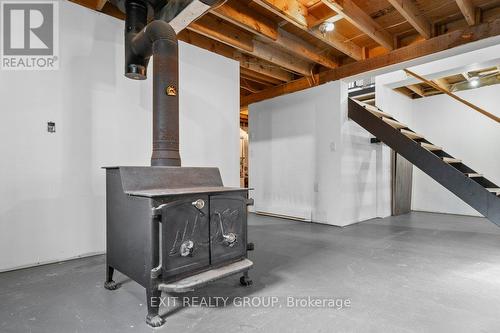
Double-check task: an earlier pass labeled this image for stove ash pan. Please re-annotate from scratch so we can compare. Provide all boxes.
[103,166,254,326]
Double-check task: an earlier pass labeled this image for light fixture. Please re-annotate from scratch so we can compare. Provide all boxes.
[319,21,335,34]
[469,77,479,87]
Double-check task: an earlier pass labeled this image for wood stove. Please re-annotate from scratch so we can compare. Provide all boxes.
[104,166,253,327]
[103,1,253,327]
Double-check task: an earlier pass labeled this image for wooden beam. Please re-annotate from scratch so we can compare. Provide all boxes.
[178,30,293,82]
[189,14,254,52]
[241,68,284,85]
[241,18,500,106]
[456,0,477,26]
[97,0,108,10]
[407,84,426,97]
[212,1,278,40]
[275,28,338,68]
[433,78,451,92]
[211,2,338,68]
[405,69,499,123]
[387,0,431,39]
[253,0,315,27]
[189,14,314,76]
[252,40,314,76]
[321,0,394,50]
[241,79,267,93]
[235,52,294,81]
[253,0,363,60]
[71,0,107,10]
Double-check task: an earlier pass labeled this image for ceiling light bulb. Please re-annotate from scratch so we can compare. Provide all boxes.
[470,78,479,87]
[319,22,335,33]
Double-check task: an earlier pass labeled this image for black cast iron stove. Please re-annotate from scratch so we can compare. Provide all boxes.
[103,0,253,328]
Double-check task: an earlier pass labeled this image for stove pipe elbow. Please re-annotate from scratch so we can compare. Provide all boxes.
[125,0,181,167]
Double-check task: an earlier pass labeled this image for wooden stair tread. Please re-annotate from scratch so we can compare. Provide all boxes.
[363,104,393,118]
[401,129,424,140]
[421,142,442,151]
[465,173,483,178]
[363,98,375,105]
[382,117,407,129]
[486,188,500,195]
[442,157,462,164]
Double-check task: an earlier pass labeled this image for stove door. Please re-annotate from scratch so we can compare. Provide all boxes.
[210,194,247,265]
[161,195,210,279]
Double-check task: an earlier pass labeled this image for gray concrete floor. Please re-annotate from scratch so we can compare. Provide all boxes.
[2,212,500,332]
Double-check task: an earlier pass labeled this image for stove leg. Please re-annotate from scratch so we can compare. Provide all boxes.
[104,265,121,290]
[146,289,165,328]
[240,270,253,286]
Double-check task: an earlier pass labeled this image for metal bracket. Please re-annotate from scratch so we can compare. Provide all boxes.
[151,203,168,218]
[151,264,162,279]
[246,198,255,206]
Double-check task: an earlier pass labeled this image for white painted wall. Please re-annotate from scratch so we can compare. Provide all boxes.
[410,85,500,216]
[0,1,240,271]
[249,81,391,226]
[376,43,500,217]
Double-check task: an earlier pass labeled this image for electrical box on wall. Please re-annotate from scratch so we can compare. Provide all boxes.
[47,122,56,133]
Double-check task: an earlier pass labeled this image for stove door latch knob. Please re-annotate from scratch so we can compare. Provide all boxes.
[192,199,205,210]
[180,240,194,257]
[223,233,237,247]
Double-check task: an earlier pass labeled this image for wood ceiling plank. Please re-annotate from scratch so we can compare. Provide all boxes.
[178,30,293,82]
[189,14,254,52]
[321,0,394,50]
[387,0,431,39]
[241,67,284,85]
[252,40,314,76]
[253,0,363,60]
[407,84,426,97]
[456,0,477,26]
[189,14,313,75]
[212,1,278,40]
[274,28,338,68]
[212,1,338,68]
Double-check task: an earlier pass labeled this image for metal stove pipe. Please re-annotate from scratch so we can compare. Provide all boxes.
[125,0,181,167]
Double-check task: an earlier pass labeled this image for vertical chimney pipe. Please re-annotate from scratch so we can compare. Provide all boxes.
[125,0,181,167]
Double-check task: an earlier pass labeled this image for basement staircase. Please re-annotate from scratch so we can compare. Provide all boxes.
[348,98,500,226]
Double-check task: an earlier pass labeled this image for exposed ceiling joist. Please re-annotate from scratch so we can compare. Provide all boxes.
[241,67,284,85]
[456,0,477,26]
[321,0,394,50]
[253,0,364,60]
[274,28,338,68]
[407,84,426,97]
[252,40,314,76]
[235,52,294,82]
[211,2,338,68]
[242,18,500,106]
[189,14,314,76]
[241,79,266,93]
[387,0,431,39]
[72,0,108,11]
[96,0,108,10]
[212,1,278,40]
[190,14,254,52]
[178,30,293,82]
[433,78,451,92]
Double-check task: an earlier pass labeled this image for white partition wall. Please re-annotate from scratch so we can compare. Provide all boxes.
[0,2,240,271]
[249,81,391,226]
[376,44,500,217]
